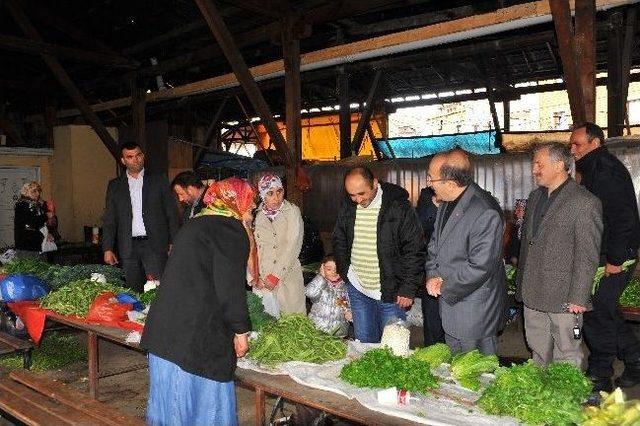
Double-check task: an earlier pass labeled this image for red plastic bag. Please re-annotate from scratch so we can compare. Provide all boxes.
[86,292,132,327]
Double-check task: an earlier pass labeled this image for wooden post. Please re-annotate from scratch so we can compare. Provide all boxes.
[503,100,511,132]
[5,0,119,159]
[574,0,596,122]
[620,7,637,121]
[193,0,293,166]
[607,11,625,137]
[283,15,303,206]
[366,123,382,160]
[549,0,586,125]
[352,70,382,154]
[338,66,352,159]
[130,76,147,151]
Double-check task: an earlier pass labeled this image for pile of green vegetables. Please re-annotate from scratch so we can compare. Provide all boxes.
[450,350,500,391]
[40,279,133,317]
[478,360,592,425]
[246,291,275,331]
[505,265,517,295]
[249,314,346,366]
[411,343,452,370]
[2,258,51,281]
[139,288,157,307]
[340,347,439,393]
[583,388,640,425]
[44,264,125,290]
[620,277,640,308]
[0,332,86,371]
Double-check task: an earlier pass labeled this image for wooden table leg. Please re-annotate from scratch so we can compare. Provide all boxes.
[255,386,265,426]
[87,331,99,399]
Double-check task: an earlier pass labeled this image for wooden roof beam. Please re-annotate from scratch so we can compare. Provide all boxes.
[5,0,119,160]
[50,0,637,119]
[194,0,293,166]
[0,34,139,68]
[575,0,597,122]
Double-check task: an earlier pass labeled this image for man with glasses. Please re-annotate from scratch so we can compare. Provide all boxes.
[425,150,506,354]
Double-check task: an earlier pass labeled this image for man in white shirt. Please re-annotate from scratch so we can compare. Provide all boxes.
[102,142,180,292]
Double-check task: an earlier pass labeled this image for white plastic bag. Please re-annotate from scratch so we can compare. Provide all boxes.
[253,288,280,318]
[40,226,57,253]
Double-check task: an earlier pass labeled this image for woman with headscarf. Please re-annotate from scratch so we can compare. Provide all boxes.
[14,181,47,253]
[253,174,306,315]
[141,177,256,426]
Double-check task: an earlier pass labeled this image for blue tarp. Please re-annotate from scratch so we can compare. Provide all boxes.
[198,151,269,178]
[377,130,499,158]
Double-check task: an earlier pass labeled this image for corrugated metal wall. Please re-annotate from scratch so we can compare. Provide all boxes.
[261,141,640,233]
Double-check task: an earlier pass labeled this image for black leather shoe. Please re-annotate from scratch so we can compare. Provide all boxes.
[589,375,614,393]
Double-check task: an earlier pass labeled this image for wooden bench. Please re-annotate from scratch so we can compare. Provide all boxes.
[0,331,33,369]
[0,370,144,426]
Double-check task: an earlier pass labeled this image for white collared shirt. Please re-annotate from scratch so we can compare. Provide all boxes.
[127,169,147,237]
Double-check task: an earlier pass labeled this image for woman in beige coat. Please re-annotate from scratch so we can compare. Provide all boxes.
[254,174,306,315]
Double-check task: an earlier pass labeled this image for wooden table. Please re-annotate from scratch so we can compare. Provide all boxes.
[44,313,144,399]
[235,368,423,426]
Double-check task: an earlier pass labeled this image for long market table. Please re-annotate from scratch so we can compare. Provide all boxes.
[235,368,424,426]
[44,312,144,399]
[41,315,424,425]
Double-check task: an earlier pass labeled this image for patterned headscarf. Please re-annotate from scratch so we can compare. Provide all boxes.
[198,177,256,220]
[258,174,284,220]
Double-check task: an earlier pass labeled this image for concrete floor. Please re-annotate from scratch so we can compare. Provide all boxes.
[2,312,640,424]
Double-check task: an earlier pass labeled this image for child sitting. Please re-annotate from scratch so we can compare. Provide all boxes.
[305,255,350,337]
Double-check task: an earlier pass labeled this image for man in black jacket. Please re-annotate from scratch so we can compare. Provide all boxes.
[332,166,425,343]
[415,186,445,346]
[102,142,180,292]
[171,171,206,222]
[571,122,640,391]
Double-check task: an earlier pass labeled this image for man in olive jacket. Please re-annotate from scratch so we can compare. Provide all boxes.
[332,166,425,343]
[517,142,603,367]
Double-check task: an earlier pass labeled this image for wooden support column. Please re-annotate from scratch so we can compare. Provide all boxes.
[608,11,625,137]
[194,0,293,166]
[5,0,119,159]
[503,100,511,132]
[338,66,352,159]
[620,7,637,125]
[283,15,303,206]
[574,0,596,122]
[352,70,383,155]
[130,76,146,151]
[549,0,586,125]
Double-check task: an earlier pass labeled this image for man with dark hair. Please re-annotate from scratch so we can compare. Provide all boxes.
[103,142,180,292]
[332,166,425,343]
[517,143,602,366]
[571,122,640,391]
[425,149,506,354]
[171,171,206,220]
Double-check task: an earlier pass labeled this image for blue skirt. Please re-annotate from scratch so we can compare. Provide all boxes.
[146,354,237,426]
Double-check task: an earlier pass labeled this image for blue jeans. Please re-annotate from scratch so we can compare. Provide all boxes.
[346,283,407,343]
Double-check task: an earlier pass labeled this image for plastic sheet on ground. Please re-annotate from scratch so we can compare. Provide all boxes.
[238,340,519,425]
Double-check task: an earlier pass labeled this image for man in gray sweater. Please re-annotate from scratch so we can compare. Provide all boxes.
[517,143,603,367]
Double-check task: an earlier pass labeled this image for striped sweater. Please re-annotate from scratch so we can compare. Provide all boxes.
[351,205,381,290]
